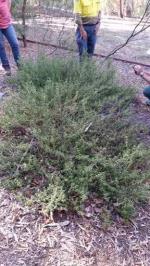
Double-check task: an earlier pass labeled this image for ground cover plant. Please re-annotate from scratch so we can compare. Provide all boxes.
[0,57,149,220]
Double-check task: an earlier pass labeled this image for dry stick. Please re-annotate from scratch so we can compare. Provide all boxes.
[18,2,150,67]
[40,1,70,56]
[103,0,150,62]
[18,37,150,68]
[140,13,150,31]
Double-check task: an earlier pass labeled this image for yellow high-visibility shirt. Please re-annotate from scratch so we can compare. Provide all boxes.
[74,0,101,17]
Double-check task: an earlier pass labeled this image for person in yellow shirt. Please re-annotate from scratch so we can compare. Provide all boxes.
[74,0,101,59]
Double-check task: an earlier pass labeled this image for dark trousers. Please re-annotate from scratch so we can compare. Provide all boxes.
[143,86,150,100]
[76,24,97,58]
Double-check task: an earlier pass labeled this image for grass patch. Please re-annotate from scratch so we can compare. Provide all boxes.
[0,57,149,220]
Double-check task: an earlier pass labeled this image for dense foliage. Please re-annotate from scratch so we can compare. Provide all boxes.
[0,58,149,219]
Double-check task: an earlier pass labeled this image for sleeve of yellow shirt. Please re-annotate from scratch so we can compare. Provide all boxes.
[73,0,82,14]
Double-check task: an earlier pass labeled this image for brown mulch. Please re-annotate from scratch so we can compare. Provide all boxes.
[0,43,150,266]
[0,188,149,266]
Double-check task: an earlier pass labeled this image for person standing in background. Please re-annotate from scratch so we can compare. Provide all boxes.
[0,0,20,75]
[74,0,101,59]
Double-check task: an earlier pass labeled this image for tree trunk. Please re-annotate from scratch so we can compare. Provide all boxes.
[22,0,27,48]
[126,0,134,17]
[119,0,124,18]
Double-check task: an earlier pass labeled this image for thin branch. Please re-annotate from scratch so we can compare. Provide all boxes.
[103,0,150,61]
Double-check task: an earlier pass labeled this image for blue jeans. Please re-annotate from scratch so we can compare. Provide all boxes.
[143,86,150,100]
[76,24,97,58]
[0,24,20,70]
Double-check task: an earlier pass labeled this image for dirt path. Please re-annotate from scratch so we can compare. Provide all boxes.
[0,45,150,266]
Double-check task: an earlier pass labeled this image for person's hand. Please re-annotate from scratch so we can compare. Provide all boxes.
[80,28,87,40]
[133,65,143,75]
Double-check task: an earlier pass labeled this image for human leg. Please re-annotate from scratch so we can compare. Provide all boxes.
[0,29,10,70]
[87,25,97,57]
[3,25,20,66]
[76,27,87,59]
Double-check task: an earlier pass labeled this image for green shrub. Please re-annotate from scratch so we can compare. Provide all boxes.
[0,57,149,219]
